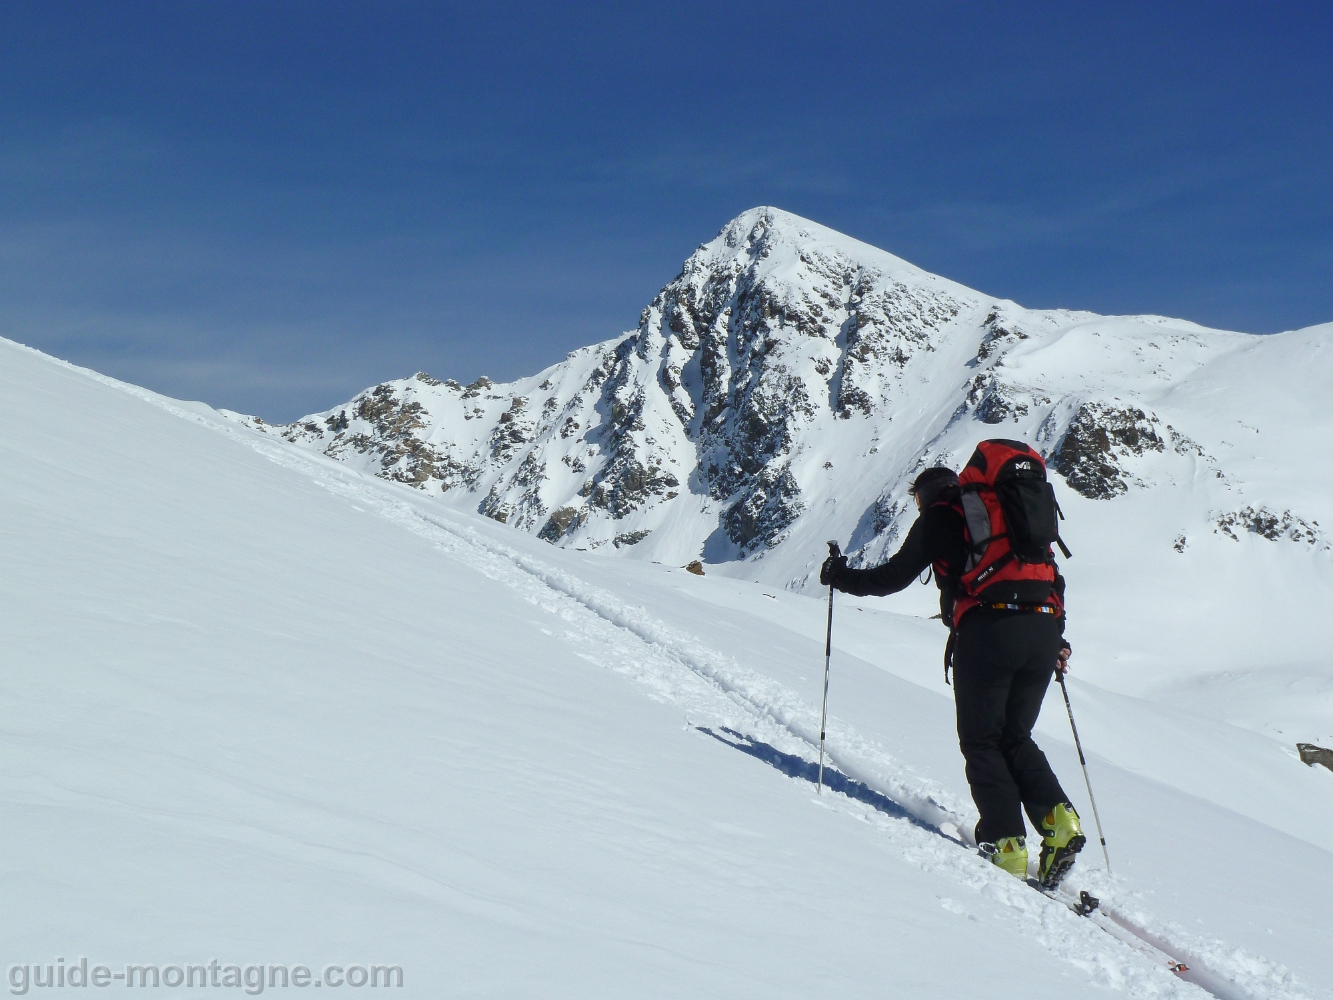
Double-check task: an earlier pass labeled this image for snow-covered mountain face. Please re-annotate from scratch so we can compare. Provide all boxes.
[230,207,1333,598]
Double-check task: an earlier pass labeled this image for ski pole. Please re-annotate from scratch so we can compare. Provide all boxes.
[817,540,839,794]
[1056,670,1111,873]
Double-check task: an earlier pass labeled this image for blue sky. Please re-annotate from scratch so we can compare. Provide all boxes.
[2,1,1330,420]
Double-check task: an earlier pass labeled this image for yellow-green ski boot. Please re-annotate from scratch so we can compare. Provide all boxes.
[979,835,1028,878]
[1037,802,1085,888]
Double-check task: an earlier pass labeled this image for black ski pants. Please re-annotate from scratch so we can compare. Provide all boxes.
[952,611,1069,844]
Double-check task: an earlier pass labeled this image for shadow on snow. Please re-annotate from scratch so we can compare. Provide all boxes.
[697,726,959,842]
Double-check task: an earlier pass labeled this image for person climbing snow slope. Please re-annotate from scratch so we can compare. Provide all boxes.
[820,440,1085,888]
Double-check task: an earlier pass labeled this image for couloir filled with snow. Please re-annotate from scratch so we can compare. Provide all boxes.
[2,325,1330,998]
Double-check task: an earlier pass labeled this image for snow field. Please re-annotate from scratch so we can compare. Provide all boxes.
[1,337,1329,998]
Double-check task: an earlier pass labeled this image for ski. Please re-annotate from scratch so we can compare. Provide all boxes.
[1032,881,1193,977]
[1035,880,1193,976]
[1089,902,1193,977]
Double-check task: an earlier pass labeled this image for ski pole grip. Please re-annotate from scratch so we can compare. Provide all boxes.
[827,540,841,558]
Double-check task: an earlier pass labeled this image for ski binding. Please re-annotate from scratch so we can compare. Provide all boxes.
[1027,878,1099,917]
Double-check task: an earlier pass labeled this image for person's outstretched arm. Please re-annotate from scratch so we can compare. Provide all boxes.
[826,506,963,597]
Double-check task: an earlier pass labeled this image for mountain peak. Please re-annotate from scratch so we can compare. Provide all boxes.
[714,205,813,244]
[229,210,1331,593]
[696,207,976,303]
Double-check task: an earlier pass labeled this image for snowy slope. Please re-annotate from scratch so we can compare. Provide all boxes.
[3,337,1331,998]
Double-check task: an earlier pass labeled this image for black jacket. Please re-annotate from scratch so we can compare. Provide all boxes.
[835,504,967,599]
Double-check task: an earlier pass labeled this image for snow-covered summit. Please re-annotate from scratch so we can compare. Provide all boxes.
[689,206,971,295]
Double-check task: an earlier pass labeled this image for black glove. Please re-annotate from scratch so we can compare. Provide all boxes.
[820,552,848,587]
[1056,642,1072,675]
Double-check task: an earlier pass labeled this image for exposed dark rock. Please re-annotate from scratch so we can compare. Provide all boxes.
[488,399,533,460]
[1297,743,1333,771]
[975,308,1032,361]
[478,485,510,523]
[584,456,679,519]
[723,466,804,553]
[684,560,705,576]
[836,383,874,419]
[461,377,492,399]
[871,495,905,541]
[612,530,651,548]
[1051,403,1165,499]
[538,506,583,542]
[965,374,1045,425]
[306,384,479,489]
[638,213,963,535]
[1214,507,1324,547]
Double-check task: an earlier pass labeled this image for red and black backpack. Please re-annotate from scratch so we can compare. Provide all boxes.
[942,439,1071,628]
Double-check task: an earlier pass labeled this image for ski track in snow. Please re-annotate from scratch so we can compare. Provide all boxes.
[80,364,1315,1000]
